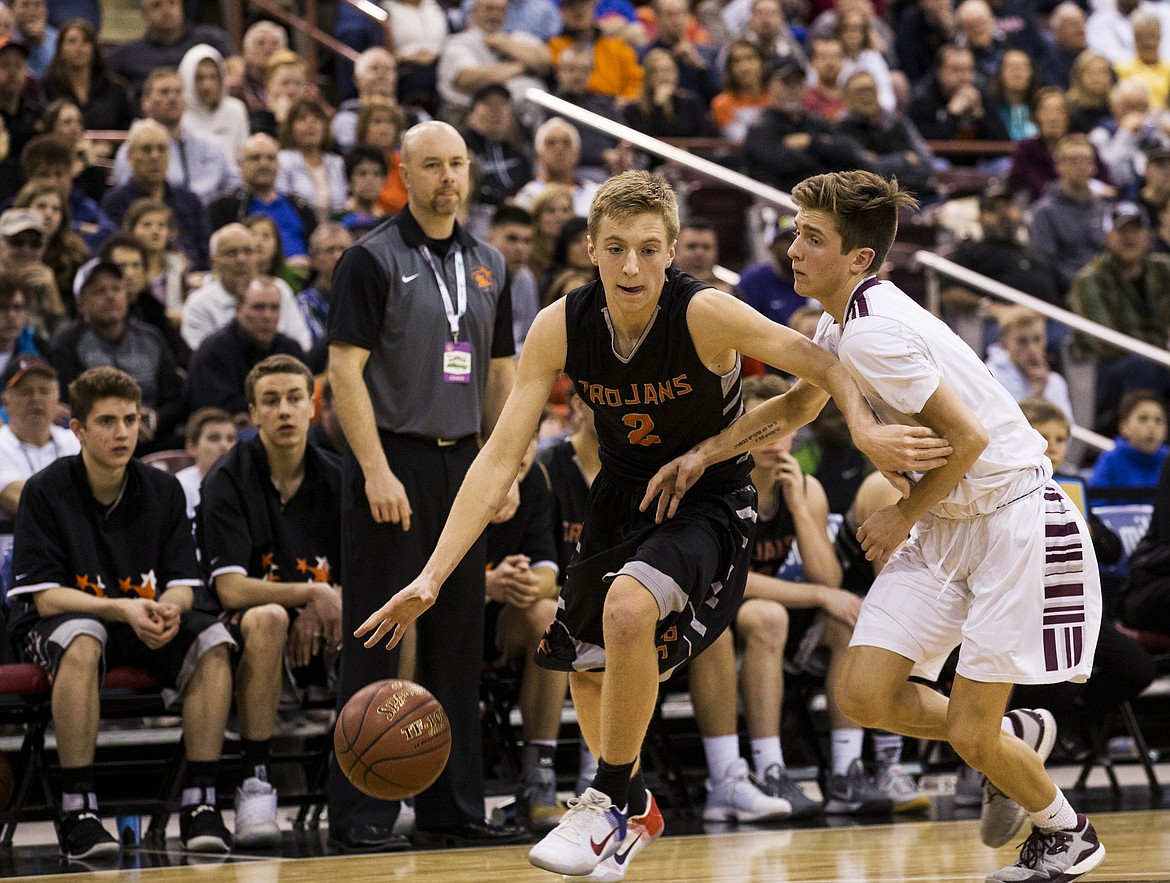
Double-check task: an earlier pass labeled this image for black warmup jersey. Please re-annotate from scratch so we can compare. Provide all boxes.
[750,482,798,576]
[8,456,202,631]
[485,461,559,572]
[563,268,751,489]
[539,437,591,577]
[196,436,343,613]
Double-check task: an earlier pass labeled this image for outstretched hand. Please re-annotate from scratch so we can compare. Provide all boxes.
[856,424,952,477]
[354,577,438,651]
[639,449,707,522]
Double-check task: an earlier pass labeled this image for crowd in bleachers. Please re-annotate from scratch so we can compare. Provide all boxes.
[1,0,1170,862]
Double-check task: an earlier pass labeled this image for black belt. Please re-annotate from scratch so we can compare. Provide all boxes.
[397,433,476,447]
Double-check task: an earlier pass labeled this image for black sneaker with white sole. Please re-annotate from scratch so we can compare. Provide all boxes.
[59,809,119,861]
[180,803,232,853]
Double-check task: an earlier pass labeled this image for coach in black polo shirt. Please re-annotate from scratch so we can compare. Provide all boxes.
[7,367,235,860]
[196,354,342,849]
[326,120,520,850]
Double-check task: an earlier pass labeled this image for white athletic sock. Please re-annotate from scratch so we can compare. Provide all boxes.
[871,732,903,767]
[750,737,784,775]
[831,728,865,777]
[1032,789,1078,832]
[703,734,742,782]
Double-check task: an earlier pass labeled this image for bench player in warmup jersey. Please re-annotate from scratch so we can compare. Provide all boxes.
[355,170,950,880]
[645,169,1106,883]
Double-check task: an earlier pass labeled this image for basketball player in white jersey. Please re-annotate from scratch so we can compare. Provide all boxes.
[644,170,1106,883]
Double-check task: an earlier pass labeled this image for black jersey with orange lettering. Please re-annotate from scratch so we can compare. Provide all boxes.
[563,268,751,489]
[750,482,798,576]
[539,437,591,576]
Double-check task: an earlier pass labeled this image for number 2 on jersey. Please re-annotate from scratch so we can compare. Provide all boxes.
[623,413,661,446]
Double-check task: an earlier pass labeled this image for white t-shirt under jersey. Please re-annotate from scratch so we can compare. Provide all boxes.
[813,277,1050,520]
[0,424,81,516]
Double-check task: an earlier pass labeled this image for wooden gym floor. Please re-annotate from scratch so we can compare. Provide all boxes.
[7,810,1170,882]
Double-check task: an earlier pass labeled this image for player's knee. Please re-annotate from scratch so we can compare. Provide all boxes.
[738,599,789,653]
[602,579,658,643]
[242,604,291,648]
[835,670,882,727]
[57,633,103,673]
[525,597,558,641]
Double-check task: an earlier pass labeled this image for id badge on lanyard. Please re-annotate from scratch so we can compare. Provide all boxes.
[420,245,471,384]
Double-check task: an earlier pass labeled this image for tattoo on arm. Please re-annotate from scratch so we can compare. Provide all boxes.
[734,423,781,451]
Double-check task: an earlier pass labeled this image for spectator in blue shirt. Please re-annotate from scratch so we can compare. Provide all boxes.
[1090,390,1170,489]
[735,215,806,326]
[12,0,57,79]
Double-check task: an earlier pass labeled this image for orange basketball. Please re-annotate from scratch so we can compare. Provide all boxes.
[334,678,451,801]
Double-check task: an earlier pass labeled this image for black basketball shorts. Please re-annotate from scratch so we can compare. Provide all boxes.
[535,472,756,680]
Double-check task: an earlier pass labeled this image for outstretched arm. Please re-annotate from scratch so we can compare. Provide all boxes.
[641,291,953,520]
[355,303,567,650]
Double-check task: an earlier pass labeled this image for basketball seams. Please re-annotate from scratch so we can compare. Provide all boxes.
[334,678,452,801]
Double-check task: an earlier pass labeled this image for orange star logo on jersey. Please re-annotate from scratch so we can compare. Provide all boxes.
[471,265,493,289]
[75,574,107,597]
[296,556,332,584]
[117,571,158,599]
[260,551,280,581]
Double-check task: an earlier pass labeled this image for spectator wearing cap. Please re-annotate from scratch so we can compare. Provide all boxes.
[185,276,305,420]
[48,260,185,449]
[11,0,54,79]
[0,354,76,515]
[942,183,1065,350]
[209,134,317,265]
[1068,200,1170,409]
[0,37,43,201]
[437,0,549,126]
[462,84,534,212]
[908,43,1009,157]
[101,119,212,272]
[0,211,65,336]
[836,69,935,196]
[1115,10,1170,110]
[0,271,47,375]
[107,0,233,100]
[734,214,805,326]
[111,68,241,206]
[549,0,643,102]
[742,56,865,193]
[1029,133,1109,291]
[1090,77,1167,198]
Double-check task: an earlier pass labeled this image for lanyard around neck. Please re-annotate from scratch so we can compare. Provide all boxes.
[419,245,466,341]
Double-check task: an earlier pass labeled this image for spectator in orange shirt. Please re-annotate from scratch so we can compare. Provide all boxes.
[548,0,642,102]
[710,39,769,142]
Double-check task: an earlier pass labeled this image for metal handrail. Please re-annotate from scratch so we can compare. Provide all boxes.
[915,251,1170,370]
[524,88,795,210]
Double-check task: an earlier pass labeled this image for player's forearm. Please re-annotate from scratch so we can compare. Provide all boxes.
[215,572,320,611]
[692,387,823,467]
[420,437,529,588]
[817,361,884,451]
[744,570,829,609]
[790,516,843,587]
[33,587,132,621]
[330,352,393,479]
[896,425,988,525]
[157,584,193,612]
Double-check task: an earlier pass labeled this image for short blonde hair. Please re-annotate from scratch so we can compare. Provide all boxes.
[998,305,1045,336]
[587,170,680,244]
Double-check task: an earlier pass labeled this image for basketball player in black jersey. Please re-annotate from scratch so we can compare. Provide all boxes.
[354,171,951,879]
